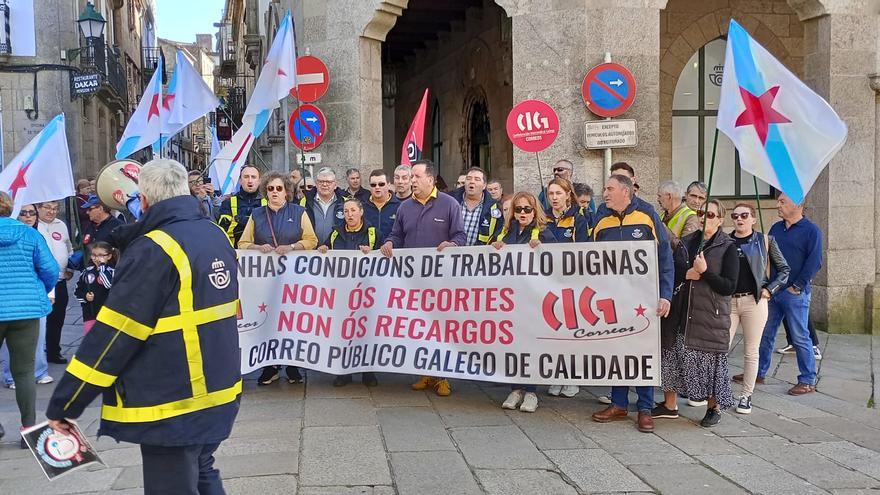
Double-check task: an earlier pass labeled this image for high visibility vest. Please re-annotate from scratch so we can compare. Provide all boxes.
[665,205,696,238]
[220,195,267,243]
[329,226,377,249]
[476,203,502,244]
[80,229,241,424]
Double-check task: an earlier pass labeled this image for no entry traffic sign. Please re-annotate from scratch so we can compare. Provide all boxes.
[505,100,560,153]
[582,63,637,118]
[289,55,330,103]
[289,104,327,151]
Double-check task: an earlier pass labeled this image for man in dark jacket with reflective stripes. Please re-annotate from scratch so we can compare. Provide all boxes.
[216,164,264,246]
[450,167,503,245]
[47,159,240,495]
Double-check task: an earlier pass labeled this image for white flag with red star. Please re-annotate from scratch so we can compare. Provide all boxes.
[116,53,164,159]
[0,114,74,215]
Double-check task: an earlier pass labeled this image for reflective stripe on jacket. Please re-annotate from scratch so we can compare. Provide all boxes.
[46,195,240,447]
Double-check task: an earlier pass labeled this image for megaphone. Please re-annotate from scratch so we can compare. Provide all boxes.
[96,159,142,219]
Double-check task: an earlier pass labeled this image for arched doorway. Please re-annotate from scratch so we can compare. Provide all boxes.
[466,91,491,176]
[671,40,773,199]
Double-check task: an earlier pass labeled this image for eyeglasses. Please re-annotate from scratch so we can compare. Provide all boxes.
[90,252,111,259]
[18,210,37,217]
[189,179,204,186]
[317,180,334,186]
[266,185,285,193]
[513,206,534,214]
[370,182,386,187]
[730,212,751,220]
[553,167,571,173]
[696,210,718,219]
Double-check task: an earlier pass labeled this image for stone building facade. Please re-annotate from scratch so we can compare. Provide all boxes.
[226,0,880,334]
[0,0,157,179]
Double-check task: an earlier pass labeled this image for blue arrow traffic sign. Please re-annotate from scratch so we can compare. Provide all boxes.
[289,104,327,151]
[581,63,637,118]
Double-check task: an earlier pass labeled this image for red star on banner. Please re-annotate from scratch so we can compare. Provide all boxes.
[277,68,287,77]
[634,305,647,317]
[258,303,268,313]
[9,162,32,200]
[162,93,176,111]
[734,86,791,145]
[147,94,161,121]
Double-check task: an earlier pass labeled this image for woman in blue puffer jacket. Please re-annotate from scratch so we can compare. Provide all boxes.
[0,191,59,445]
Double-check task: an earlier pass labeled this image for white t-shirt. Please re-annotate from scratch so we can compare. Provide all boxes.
[38,219,73,279]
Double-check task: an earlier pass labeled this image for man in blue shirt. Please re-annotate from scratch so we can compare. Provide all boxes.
[757,193,822,395]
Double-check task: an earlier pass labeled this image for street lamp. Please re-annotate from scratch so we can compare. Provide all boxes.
[77,2,106,42]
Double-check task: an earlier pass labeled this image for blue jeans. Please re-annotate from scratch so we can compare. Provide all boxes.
[1,317,49,385]
[758,289,816,385]
[611,386,654,412]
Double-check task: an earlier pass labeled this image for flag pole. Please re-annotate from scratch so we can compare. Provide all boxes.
[753,175,766,234]
[217,106,272,171]
[698,128,720,252]
[535,152,548,206]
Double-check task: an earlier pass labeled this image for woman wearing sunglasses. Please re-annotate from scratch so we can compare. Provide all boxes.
[492,192,556,412]
[317,198,381,388]
[654,200,738,428]
[1,205,54,391]
[238,172,319,386]
[728,203,789,414]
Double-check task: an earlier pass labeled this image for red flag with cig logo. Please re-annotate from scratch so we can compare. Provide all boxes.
[399,89,429,166]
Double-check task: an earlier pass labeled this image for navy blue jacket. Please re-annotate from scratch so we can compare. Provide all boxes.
[451,188,504,245]
[363,194,401,241]
[499,219,557,245]
[323,223,380,250]
[768,217,822,291]
[591,199,674,301]
[47,195,240,447]
[546,205,580,243]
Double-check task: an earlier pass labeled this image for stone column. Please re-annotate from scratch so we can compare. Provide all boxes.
[797,1,879,333]
[503,0,666,196]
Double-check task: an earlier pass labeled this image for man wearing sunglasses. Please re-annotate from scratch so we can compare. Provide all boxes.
[217,165,265,246]
[451,167,503,245]
[362,169,401,240]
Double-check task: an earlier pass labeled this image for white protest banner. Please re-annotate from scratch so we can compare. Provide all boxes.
[236,242,661,386]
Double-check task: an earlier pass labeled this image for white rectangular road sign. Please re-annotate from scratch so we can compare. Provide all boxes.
[296,152,322,165]
[584,119,638,149]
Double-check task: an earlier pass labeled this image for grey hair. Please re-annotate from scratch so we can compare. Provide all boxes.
[139,159,190,205]
[687,180,708,195]
[658,180,682,197]
[316,167,336,181]
[394,164,411,175]
[608,174,634,198]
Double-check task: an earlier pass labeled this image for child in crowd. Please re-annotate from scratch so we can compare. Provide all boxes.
[74,242,117,334]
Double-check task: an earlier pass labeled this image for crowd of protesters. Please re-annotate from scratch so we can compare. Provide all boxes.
[0,155,824,449]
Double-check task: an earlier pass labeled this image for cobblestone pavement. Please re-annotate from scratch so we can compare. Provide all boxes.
[1,294,879,494]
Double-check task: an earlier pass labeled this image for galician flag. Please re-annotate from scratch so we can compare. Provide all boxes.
[207,125,223,188]
[213,12,297,194]
[400,89,429,166]
[117,53,164,159]
[155,50,220,151]
[0,114,75,215]
[717,20,847,205]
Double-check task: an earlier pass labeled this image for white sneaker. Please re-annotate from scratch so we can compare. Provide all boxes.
[519,392,539,412]
[687,399,708,407]
[560,385,580,398]
[6,383,14,390]
[502,390,524,410]
[597,395,612,405]
[776,345,795,354]
[813,346,822,361]
[37,376,54,384]
[547,385,562,396]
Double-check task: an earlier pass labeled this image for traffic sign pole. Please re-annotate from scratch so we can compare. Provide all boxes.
[604,52,612,179]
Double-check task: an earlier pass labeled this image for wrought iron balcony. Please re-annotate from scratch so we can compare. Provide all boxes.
[79,42,128,105]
